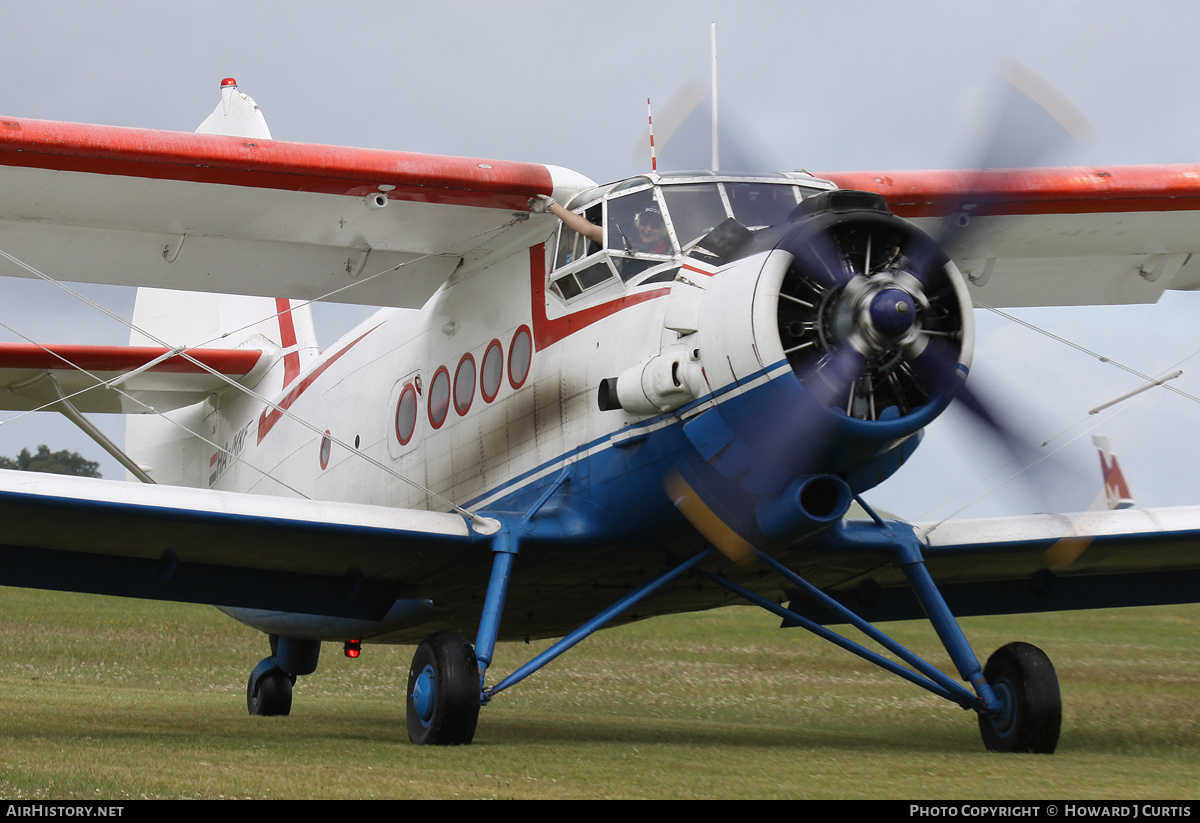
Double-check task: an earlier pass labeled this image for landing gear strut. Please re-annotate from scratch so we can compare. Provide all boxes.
[978,642,1062,753]
[406,631,480,745]
[245,634,320,718]
[677,512,1065,753]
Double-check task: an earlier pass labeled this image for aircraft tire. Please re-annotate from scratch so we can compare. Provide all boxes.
[406,631,480,745]
[977,642,1061,753]
[247,668,294,717]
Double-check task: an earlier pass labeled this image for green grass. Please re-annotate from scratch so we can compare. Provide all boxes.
[0,587,1196,799]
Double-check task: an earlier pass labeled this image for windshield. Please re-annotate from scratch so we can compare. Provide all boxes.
[614,179,803,254]
[551,177,810,296]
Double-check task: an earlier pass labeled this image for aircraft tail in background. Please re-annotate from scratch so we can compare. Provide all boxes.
[1092,434,1136,510]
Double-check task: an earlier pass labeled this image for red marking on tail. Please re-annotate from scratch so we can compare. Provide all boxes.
[275,298,301,387]
[1099,451,1133,508]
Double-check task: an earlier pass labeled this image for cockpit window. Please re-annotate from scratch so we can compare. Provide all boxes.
[607,188,670,255]
[658,183,728,249]
[549,176,814,297]
[555,224,587,269]
[726,182,801,228]
[555,203,602,268]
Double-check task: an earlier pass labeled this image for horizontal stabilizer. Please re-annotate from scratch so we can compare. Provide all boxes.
[0,342,265,413]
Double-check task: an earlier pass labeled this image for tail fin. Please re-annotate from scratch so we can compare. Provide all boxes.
[126,78,312,486]
[126,290,318,486]
[1092,434,1136,510]
[195,77,272,139]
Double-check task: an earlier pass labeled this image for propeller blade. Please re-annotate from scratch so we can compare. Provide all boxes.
[666,61,1092,553]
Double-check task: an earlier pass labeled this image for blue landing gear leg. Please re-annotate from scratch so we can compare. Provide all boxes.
[405,529,514,745]
[707,509,1062,753]
[246,635,320,717]
[886,522,1061,753]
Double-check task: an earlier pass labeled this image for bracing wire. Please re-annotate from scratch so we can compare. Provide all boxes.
[0,211,531,524]
[915,304,1200,531]
[0,318,315,499]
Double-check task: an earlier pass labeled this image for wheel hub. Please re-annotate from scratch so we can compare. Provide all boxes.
[412,664,436,725]
[987,677,1017,737]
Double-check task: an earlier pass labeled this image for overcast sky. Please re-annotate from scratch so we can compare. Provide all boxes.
[0,0,1198,521]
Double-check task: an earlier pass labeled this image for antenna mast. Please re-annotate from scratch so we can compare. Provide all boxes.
[711,22,719,171]
[647,98,658,171]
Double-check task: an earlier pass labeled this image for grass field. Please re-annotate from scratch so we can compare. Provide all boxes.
[0,586,1195,799]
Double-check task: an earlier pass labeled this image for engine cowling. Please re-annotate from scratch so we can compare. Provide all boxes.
[675,192,974,530]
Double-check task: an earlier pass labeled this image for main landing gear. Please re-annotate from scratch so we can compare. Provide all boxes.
[247,667,294,716]
[405,631,481,745]
[423,512,1063,752]
[977,642,1062,753]
[243,512,1062,753]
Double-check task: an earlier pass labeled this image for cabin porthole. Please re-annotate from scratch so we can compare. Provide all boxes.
[509,325,532,389]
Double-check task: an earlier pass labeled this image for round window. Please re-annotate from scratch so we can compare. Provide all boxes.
[395,383,417,445]
[454,354,476,416]
[428,367,450,428]
[319,430,332,469]
[481,339,503,402]
[509,325,532,389]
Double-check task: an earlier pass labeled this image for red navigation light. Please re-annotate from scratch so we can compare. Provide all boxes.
[343,639,362,658]
[221,77,238,88]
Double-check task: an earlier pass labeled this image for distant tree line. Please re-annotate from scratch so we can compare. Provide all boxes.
[0,445,101,478]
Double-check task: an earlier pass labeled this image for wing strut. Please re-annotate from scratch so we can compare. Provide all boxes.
[39,371,155,483]
[481,547,713,701]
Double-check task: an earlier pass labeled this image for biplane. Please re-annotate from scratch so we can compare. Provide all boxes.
[0,79,1196,751]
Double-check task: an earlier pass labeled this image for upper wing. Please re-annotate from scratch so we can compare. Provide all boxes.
[820,166,1200,307]
[0,118,589,308]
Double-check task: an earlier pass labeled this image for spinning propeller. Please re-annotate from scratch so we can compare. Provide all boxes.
[664,63,1091,564]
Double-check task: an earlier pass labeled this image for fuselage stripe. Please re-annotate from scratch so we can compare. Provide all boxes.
[256,325,380,445]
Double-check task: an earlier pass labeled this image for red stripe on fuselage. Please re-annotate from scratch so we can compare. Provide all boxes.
[528,245,670,351]
[256,326,379,445]
[0,118,553,210]
[680,262,716,278]
[819,166,1200,218]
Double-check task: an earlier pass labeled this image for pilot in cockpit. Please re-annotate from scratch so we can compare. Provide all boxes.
[632,206,670,255]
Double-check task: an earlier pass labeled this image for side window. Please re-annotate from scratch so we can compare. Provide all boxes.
[551,260,617,300]
[555,224,586,269]
[550,201,616,302]
[554,206,602,268]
